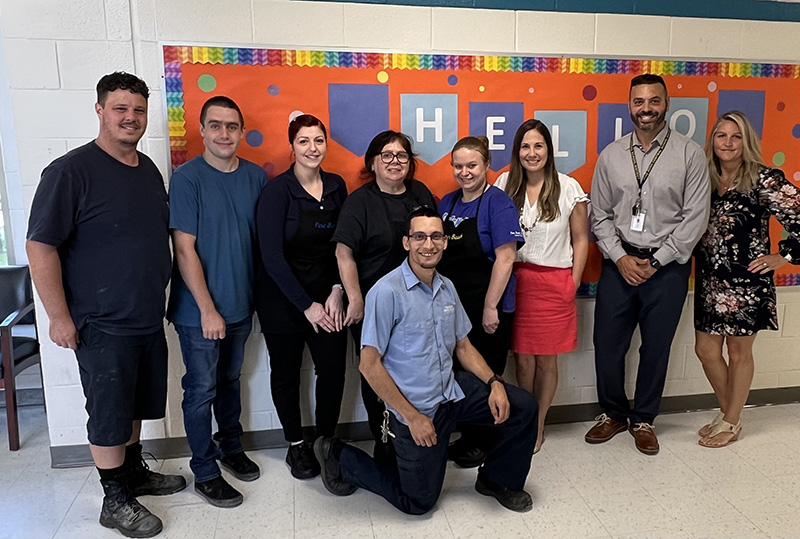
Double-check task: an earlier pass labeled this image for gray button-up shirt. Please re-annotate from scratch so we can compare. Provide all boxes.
[591,125,710,265]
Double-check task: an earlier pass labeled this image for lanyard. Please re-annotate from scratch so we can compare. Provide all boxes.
[629,128,670,191]
[629,128,670,215]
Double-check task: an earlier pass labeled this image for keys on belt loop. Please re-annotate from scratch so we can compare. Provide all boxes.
[380,409,396,443]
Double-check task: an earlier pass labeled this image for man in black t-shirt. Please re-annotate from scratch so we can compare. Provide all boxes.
[26,72,185,538]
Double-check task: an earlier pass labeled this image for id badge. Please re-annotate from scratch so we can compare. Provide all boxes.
[630,211,646,232]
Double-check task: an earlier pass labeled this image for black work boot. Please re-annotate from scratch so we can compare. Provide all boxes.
[126,442,187,497]
[99,478,163,538]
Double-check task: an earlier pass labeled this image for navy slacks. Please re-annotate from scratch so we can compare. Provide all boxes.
[593,258,690,425]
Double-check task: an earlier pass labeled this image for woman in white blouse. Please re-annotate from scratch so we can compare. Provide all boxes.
[495,119,589,453]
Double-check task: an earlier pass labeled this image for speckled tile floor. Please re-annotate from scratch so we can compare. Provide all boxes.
[2,403,800,539]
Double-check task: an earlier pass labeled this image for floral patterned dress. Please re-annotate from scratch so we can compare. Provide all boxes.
[695,166,800,335]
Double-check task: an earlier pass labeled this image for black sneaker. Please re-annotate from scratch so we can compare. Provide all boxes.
[475,473,533,513]
[285,441,321,479]
[128,456,187,497]
[447,439,487,469]
[313,436,357,496]
[99,479,163,538]
[194,476,243,508]
[220,452,261,482]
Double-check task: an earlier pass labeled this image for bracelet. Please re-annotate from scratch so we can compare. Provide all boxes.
[332,284,344,290]
[486,374,505,386]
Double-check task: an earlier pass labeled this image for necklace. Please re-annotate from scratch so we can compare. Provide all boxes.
[519,206,538,234]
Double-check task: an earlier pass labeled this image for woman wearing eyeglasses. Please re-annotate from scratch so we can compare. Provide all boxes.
[333,130,436,461]
[437,136,524,468]
[255,114,348,480]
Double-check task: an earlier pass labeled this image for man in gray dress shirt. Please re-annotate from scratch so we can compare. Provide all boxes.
[586,74,710,455]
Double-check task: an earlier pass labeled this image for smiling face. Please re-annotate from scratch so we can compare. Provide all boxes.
[451,147,488,195]
[403,215,447,272]
[96,89,148,148]
[200,105,243,162]
[373,140,410,187]
[629,83,669,134]
[291,125,327,170]
[518,128,549,176]
[712,119,744,167]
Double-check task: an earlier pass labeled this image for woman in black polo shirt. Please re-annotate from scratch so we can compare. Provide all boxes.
[255,114,348,480]
[332,130,436,460]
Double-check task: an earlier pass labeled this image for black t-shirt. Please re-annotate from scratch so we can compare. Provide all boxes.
[26,141,171,335]
[331,179,436,292]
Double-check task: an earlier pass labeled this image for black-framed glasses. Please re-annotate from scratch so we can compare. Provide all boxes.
[380,151,410,164]
[407,232,447,243]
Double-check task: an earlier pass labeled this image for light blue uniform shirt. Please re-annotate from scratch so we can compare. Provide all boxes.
[361,259,471,423]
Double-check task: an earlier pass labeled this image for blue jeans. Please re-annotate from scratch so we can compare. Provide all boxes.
[175,316,252,482]
[339,371,538,515]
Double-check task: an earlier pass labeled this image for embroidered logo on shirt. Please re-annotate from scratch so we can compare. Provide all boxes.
[444,305,455,313]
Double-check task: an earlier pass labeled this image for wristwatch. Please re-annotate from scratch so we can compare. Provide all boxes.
[486,374,505,386]
[649,256,662,269]
[779,248,793,263]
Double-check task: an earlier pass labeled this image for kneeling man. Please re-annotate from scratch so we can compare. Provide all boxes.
[314,206,538,514]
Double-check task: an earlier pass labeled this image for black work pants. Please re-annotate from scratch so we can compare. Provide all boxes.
[264,328,347,441]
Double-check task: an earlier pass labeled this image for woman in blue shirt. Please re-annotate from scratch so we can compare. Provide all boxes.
[438,136,524,467]
[255,114,348,480]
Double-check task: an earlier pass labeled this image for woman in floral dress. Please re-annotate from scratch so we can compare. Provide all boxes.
[694,110,800,447]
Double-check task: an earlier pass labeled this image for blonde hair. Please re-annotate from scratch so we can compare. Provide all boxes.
[706,110,764,193]
[503,119,560,222]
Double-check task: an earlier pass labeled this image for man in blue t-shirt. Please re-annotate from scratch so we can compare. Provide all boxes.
[313,207,538,515]
[167,96,267,508]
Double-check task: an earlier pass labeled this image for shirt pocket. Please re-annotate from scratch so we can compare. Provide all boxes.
[402,321,435,358]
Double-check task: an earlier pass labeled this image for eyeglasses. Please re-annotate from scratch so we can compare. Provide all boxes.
[379,151,410,164]
[407,232,447,243]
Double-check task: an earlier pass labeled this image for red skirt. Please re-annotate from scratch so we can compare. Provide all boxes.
[512,262,577,355]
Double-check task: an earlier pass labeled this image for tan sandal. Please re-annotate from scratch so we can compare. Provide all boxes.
[699,419,741,448]
[698,412,724,437]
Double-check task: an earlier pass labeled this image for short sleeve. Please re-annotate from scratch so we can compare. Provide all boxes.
[452,286,472,341]
[485,188,524,251]
[561,173,589,212]
[332,190,367,255]
[168,170,199,236]
[361,282,397,355]
[27,161,80,247]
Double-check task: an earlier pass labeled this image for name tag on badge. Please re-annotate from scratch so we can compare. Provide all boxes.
[630,211,646,232]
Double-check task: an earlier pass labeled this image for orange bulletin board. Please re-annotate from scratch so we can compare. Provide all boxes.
[163,46,800,291]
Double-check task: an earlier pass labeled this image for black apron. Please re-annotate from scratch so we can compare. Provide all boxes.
[285,199,339,303]
[438,188,496,316]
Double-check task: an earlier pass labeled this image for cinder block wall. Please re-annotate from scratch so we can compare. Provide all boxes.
[1,0,799,447]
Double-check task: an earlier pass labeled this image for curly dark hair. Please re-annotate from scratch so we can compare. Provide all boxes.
[96,72,149,105]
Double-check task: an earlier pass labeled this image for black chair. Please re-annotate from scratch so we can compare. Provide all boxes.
[0,265,42,450]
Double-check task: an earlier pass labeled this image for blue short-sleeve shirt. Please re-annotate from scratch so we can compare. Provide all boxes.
[361,259,471,422]
[167,156,267,326]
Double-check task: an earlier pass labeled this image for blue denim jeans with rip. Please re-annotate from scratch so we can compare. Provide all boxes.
[175,316,252,482]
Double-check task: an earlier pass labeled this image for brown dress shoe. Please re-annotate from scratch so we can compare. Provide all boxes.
[630,423,659,455]
[585,414,628,444]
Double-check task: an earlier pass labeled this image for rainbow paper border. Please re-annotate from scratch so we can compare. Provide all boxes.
[163,46,800,170]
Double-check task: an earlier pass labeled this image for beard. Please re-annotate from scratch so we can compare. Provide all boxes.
[630,110,666,132]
